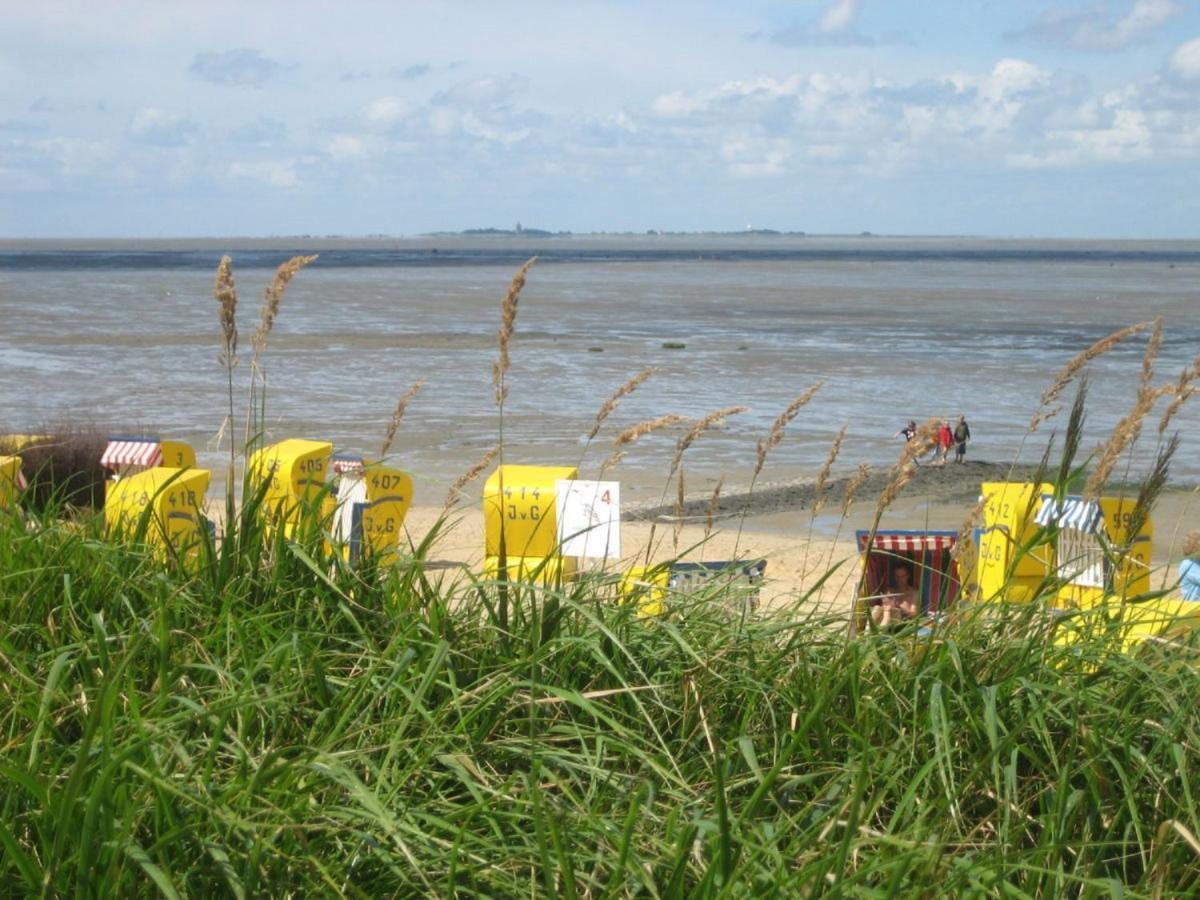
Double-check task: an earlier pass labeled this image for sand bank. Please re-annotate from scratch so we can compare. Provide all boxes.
[401,460,1200,612]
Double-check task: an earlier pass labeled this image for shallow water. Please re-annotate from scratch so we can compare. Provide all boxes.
[2,236,1197,502]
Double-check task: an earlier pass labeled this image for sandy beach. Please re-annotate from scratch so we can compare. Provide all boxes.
[399,459,1200,612]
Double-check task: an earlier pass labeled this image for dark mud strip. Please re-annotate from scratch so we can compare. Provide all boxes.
[630,461,1051,522]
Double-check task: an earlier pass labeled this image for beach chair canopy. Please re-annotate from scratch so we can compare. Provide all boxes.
[101,436,162,469]
[1033,494,1104,535]
[331,453,365,475]
[856,531,957,553]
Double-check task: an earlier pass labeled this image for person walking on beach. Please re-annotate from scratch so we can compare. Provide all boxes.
[953,415,971,463]
[936,420,953,466]
[895,419,932,466]
[1180,532,1200,601]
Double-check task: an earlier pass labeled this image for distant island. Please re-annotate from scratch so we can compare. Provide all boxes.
[428,226,809,238]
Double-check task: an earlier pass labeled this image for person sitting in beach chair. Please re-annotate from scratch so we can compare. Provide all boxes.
[855,530,962,634]
[871,564,920,628]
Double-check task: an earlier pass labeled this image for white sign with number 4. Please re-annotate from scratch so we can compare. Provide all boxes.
[555,479,621,559]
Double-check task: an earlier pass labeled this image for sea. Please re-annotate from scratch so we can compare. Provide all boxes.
[2,235,1198,502]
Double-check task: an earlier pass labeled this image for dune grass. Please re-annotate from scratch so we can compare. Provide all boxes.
[2,491,1200,896]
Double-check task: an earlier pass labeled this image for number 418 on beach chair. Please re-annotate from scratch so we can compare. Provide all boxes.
[100,436,211,560]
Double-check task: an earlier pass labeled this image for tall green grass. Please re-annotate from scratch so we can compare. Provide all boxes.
[2,493,1200,896]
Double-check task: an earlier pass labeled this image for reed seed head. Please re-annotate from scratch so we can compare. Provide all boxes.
[444,444,499,509]
[598,413,687,475]
[1085,325,1171,498]
[1183,530,1200,559]
[213,255,239,365]
[812,425,847,513]
[1031,320,1153,432]
[1085,398,1153,499]
[952,492,990,573]
[252,254,318,361]
[754,382,823,477]
[670,406,748,475]
[840,464,871,516]
[704,474,725,540]
[379,379,426,459]
[611,414,688,451]
[493,257,536,405]
[875,462,915,516]
[673,469,685,552]
[588,367,658,441]
[1140,316,1163,392]
[598,451,626,478]
[1158,354,1199,436]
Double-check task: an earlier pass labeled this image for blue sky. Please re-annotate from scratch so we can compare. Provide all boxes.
[2,0,1199,238]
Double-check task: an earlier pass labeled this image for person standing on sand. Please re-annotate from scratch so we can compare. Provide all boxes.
[954,415,971,463]
[1180,532,1200,601]
[895,420,924,464]
[936,420,953,466]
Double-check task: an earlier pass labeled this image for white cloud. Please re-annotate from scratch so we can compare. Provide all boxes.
[128,107,197,146]
[983,58,1051,100]
[431,75,527,109]
[228,117,287,145]
[365,96,411,125]
[818,0,862,35]
[328,134,365,159]
[228,158,299,188]
[720,136,792,177]
[1109,0,1184,46]
[1008,0,1183,52]
[651,91,709,118]
[188,48,282,87]
[1168,37,1200,81]
[639,55,1200,177]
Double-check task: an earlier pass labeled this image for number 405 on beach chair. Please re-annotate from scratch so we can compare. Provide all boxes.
[247,439,333,540]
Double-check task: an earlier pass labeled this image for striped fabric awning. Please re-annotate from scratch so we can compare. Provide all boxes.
[100,438,162,469]
[856,531,957,552]
[331,454,365,475]
[1033,494,1104,534]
